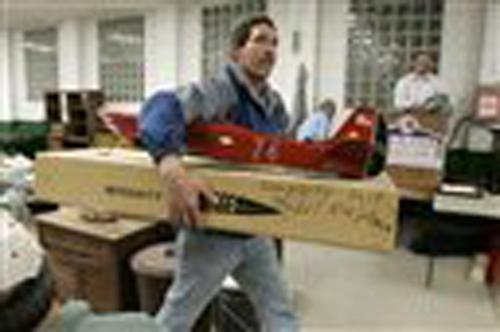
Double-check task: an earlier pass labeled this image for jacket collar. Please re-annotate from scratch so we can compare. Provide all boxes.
[225,62,273,111]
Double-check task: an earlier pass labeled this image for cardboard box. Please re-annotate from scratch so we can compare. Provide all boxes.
[387,134,444,170]
[36,207,164,311]
[385,112,446,196]
[387,165,441,200]
[35,149,399,251]
[385,112,449,136]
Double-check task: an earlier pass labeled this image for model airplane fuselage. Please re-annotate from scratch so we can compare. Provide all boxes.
[101,107,387,179]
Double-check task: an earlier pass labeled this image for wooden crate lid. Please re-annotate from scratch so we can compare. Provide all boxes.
[36,148,396,191]
[36,207,157,241]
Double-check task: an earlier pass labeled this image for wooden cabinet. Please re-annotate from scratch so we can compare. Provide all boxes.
[44,90,105,147]
[36,208,167,312]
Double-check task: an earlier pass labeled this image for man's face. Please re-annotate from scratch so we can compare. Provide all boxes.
[414,54,433,75]
[233,23,278,82]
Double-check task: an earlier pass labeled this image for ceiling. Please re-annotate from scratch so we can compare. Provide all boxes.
[0,0,167,30]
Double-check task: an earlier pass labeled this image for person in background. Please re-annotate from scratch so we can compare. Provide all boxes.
[139,14,299,332]
[393,51,449,114]
[297,99,336,141]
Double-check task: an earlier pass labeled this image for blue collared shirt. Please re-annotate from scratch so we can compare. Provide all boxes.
[296,112,331,141]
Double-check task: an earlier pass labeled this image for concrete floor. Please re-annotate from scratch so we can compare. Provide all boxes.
[284,242,500,331]
[37,244,500,331]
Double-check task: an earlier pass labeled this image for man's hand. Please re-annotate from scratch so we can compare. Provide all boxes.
[158,156,217,227]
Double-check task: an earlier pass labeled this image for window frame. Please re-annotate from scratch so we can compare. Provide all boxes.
[23,27,59,102]
[201,0,267,79]
[344,0,445,111]
[98,16,145,103]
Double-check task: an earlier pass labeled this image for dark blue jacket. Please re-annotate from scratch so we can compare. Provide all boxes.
[139,62,288,162]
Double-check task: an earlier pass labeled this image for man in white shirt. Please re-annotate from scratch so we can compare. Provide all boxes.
[393,52,445,112]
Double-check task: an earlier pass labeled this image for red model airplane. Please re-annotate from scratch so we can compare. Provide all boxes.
[100,107,387,179]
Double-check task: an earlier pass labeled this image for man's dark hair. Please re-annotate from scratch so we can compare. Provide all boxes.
[411,50,435,62]
[318,99,336,116]
[230,14,276,50]
[410,50,437,72]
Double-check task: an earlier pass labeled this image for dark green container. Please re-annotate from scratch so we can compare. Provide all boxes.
[0,121,49,158]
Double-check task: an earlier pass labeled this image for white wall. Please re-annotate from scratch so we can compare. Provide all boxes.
[0,31,12,121]
[10,31,44,121]
[271,0,349,119]
[11,19,101,121]
[1,0,347,121]
[271,0,320,113]
[59,17,100,90]
[1,0,493,123]
[5,21,87,122]
[316,0,349,113]
[440,0,486,116]
[176,2,203,85]
[480,0,500,84]
[273,0,489,120]
[144,3,180,97]
[80,19,99,89]
[58,19,83,90]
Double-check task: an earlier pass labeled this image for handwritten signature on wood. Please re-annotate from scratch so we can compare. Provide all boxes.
[260,181,395,235]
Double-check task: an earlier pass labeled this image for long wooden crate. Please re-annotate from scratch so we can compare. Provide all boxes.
[35,148,399,251]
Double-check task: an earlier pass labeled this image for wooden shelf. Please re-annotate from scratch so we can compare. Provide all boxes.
[44,90,105,148]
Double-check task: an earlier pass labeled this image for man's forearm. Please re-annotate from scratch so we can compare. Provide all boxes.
[158,155,186,184]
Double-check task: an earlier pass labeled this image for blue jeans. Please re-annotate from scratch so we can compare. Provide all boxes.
[155,229,299,332]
